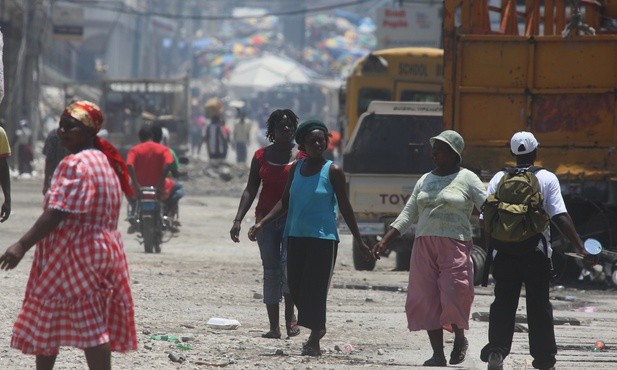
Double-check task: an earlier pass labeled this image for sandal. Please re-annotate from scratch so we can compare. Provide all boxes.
[261,329,281,339]
[286,319,300,337]
[423,353,447,367]
[301,343,321,356]
[449,337,469,365]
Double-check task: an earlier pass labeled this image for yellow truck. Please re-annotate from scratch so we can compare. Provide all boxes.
[443,0,617,282]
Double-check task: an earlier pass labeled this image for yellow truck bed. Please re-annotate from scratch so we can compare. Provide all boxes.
[443,0,617,182]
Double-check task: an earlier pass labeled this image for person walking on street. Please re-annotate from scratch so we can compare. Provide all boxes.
[248,119,374,356]
[14,119,33,175]
[372,130,486,367]
[232,110,252,165]
[230,109,303,340]
[0,101,137,370]
[480,131,586,370]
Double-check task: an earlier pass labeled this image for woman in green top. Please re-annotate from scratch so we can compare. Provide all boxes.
[373,130,486,367]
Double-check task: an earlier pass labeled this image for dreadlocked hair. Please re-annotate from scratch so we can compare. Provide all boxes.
[265,109,299,143]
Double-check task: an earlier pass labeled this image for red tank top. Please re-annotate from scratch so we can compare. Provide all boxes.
[254,146,305,220]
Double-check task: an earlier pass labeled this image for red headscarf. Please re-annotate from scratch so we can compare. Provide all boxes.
[63,101,134,198]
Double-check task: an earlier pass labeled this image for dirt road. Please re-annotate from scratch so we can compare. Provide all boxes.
[1,177,616,370]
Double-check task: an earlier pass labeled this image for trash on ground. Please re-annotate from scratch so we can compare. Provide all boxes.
[150,334,179,341]
[207,317,241,330]
[168,352,186,363]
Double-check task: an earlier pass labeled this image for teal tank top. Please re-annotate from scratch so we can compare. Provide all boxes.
[284,159,339,241]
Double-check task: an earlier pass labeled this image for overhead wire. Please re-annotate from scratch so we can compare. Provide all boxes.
[59,0,379,20]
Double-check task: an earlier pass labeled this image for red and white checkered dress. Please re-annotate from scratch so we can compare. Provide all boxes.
[11,149,137,355]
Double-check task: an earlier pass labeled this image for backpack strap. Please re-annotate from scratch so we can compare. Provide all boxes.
[527,165,544,174]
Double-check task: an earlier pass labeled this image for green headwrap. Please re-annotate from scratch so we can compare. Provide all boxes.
[295,119,329,146]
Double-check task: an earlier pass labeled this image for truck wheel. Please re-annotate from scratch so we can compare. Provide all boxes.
[353,237,376,271]
[471,245,487,286]
[395,244,411,271]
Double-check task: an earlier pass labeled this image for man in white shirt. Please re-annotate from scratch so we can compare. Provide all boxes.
[481,132,586,370]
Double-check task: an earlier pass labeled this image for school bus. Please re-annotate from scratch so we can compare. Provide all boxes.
[342,47,443,140]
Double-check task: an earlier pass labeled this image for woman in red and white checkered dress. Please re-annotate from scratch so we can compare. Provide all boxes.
[0,101,137,370]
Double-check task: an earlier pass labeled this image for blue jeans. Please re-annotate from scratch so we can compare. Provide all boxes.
[256,216,289,304]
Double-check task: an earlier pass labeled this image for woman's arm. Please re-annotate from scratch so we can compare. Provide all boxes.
[230,156,261,242]
[0,208,68,270]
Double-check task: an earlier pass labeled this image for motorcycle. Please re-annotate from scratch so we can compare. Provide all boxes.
[133,186,176,253]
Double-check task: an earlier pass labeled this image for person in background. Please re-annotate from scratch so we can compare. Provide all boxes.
[190,114,206,158]
[248,119,373,356]
[125,124,174,233]
[480,132,586,370]
[230,109,303,340]
[42,128,69,195]
[14,119,33,175]
[203,98,229,162]
[372,130,485,367]
[0,118,10,221]
[232,109,252,165]
[204,115,229,161]
[0,100,137,370]
[151,124,185,226]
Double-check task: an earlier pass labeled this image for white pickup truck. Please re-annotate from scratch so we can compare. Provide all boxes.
[342,101,486,283]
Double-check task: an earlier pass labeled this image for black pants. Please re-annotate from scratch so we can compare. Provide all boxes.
[287,237,338,331]
[480,251,557,369]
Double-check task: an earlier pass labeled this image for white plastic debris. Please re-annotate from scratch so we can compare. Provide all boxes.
[206,317,241,330]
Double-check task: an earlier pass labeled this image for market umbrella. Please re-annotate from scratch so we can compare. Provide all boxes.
[227,54,316,99]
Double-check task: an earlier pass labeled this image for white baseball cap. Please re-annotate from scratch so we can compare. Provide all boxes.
[510,131,539,155]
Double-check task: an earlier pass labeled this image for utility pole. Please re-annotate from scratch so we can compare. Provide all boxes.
[23,0,41,141]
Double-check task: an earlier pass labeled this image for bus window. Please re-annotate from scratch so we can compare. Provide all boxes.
[400,91,441,102]
[358,88,391,117]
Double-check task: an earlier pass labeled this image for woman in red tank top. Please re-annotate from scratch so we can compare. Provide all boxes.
[230,109,305,339]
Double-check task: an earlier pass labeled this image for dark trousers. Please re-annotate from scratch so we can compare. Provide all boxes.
[480,251,557,369]
[287,237,338,331]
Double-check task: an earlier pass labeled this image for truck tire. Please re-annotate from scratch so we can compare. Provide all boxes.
[353,237,376,271]
[471,245,487,286]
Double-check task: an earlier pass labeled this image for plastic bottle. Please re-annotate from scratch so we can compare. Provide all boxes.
[150,335,179,341]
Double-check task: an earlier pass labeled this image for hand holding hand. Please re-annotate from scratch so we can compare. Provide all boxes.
[230,220,241,243]
[247,223,263,242]
[0,242,26,270]
[357,238,374,262]
[372,240,387,260]
[0,201,9,222]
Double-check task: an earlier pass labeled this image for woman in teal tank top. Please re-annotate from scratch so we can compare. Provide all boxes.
[249,120,373,357]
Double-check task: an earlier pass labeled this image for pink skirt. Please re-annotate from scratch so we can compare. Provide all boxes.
[405,236,474,332]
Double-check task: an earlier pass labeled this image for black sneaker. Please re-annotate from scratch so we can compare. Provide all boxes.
[488,352,504,370]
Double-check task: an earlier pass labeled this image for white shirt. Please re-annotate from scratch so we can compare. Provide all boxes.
[486,167,567,256]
